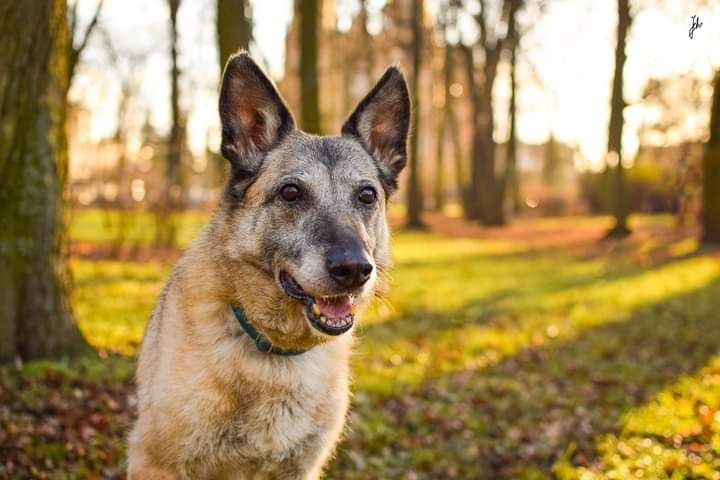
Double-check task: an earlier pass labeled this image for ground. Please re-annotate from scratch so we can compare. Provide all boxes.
[1,209,720,479]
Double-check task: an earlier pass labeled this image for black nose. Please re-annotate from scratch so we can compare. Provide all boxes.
[326,246,373,288]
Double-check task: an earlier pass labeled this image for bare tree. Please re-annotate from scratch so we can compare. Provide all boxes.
[702,71,720,243]
[462,0,522,225]
[217,0,251,71]
[0,0,90,361]
[156,0,184,247]
[505,5,521,213]
[297,0,321,133]
[406,0,425,228]
[605,0,632,237]
[67,0,105,90]
[359,0,375,81]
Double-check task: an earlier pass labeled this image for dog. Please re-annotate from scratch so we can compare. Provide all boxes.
[127,52,410,479]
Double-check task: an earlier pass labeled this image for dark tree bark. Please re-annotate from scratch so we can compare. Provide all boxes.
[433,18,451,212]
[359,0,374,81]
[505,11,521,213]
[446,51,466,206]
[0,0,89,361]
[217,0,251,71]
[460,43,482,220]
[67,0,104,90]
[606,0,632,237]
[463,0,521,225]
[297,0,321,133]
[156,0,184,247]
[405,0,425,228]
[702,71,720,244]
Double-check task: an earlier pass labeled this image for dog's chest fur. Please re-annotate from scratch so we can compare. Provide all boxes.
[130,290,352,479]
[184,350,349,476]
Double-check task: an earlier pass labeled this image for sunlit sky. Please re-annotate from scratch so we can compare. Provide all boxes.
[70,0,720,171]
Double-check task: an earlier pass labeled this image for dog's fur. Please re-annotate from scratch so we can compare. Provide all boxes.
[127,53,410,479]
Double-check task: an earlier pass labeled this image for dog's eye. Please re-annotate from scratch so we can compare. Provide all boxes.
[279,184,302,202]
[358,186,377,205]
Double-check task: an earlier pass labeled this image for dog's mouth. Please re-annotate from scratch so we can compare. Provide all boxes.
[279,271,355,336]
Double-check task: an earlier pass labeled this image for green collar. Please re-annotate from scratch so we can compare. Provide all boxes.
[231,306,309,356]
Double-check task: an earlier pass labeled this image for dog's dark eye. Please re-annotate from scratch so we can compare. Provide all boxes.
[358,186,377,205]
[279,184,302,202]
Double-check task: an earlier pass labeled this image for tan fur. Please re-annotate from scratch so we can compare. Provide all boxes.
[128,230,355,479]
[128,53,408,479]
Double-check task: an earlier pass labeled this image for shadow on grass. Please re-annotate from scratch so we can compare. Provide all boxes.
[332,276,720,479]
[367,242,706,350]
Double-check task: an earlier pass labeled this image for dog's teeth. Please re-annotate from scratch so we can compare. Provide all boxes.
[312,304,321,316]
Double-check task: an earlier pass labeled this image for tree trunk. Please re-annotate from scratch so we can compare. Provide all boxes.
[359,0,374,82]
[506,16,521,213]
[405,0,425,228]
[433,27,452,212]
[460,44,482,220]
[702,71,720,244]
[447,71,466,206]
[157,0,184,247]
[297,0,321,133]
[477,53,504,226]
[606,0,632,237]
[217,0,251,71]
[465,0,521,226]
[0,0,89,361]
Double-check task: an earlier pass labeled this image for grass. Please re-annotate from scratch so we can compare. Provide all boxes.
[2,209,720,479]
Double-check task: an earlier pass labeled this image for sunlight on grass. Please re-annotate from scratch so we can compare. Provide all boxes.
[555,356,720,480]
[70,208,209,248]
[63,210,720,478]
[72,259,170,353]
[355,241,720,395]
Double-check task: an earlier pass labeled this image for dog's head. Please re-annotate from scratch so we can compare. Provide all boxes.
[213,52,409,348]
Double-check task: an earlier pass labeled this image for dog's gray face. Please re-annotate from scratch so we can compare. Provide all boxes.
[216,53,409,343]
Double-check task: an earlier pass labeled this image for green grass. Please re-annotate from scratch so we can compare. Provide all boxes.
[69,208,208,247]
[4,209,720,479]
[72,259,170,353]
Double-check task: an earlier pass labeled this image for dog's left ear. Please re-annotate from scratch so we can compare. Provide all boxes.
[219,52,295,187]
[341,67,410,191]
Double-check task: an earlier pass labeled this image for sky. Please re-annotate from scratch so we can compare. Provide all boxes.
[70,0,720,172]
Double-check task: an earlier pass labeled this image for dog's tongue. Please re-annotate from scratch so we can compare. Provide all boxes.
[316,296,353,318]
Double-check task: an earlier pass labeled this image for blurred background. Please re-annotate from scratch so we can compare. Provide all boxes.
[1,0,720,478]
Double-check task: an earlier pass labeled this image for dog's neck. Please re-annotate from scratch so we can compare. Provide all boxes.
[231,305,311,356]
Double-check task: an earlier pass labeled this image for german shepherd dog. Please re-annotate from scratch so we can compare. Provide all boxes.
[127,52,409,479]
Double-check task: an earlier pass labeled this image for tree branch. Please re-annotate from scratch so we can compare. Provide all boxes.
[68,0,105,84]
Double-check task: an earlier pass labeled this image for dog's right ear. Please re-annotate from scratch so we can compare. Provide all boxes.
[219,52,294,183]
[341,67,410,192]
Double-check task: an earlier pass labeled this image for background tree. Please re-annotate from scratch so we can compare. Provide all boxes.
[156,0,184,247]
[638,75,707,227]
[217,0,251,70]
[0,0,90,361]
[406,0,425,228]
[505,5,521,213]
[703,71,720,243]
[605,0,632,237]
[433,5,451,212]
[462,0,522,225]
[67,0,105,91]
[297,0,321,133]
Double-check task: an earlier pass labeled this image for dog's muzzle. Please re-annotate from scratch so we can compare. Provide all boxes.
[279,271,356,335]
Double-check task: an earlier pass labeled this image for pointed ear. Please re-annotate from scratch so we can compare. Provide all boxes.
[341,67,410,191]
[219,52,294,182]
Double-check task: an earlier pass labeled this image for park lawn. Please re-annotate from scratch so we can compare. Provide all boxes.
[2,210,720,479]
